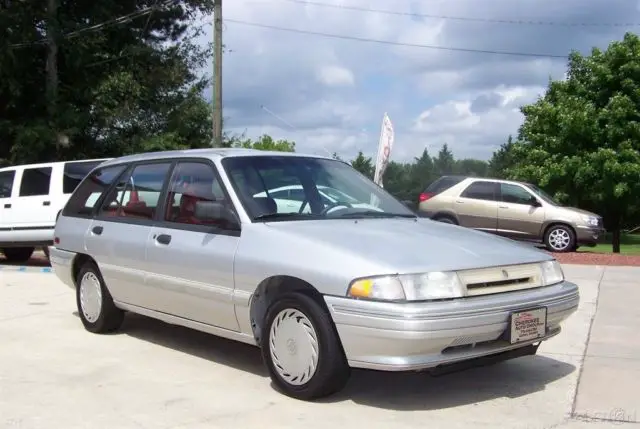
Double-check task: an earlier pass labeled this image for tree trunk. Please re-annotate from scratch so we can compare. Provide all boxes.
[612,228,621,254]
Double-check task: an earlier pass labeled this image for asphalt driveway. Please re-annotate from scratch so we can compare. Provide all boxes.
[0,264,637,429]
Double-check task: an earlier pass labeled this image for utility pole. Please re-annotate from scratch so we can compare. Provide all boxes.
[212,0,223,147]
[46,0,59,152]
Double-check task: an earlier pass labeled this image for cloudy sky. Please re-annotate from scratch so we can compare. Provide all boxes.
[196,0,637,162]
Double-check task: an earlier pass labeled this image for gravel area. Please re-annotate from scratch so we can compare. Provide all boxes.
[551,251,640,266]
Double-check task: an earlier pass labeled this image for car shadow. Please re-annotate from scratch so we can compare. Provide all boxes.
[0,253,50,267]
[120,312,269,378]
[98,312,576,410]
[323,355,575,410]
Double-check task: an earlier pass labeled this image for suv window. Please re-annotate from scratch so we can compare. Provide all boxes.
[501,183,534,205]
[425,176,465,195]
[63,164,127,217]
[19,167,52,197]
[164,161,228,226]
[63,160,104,194]
[100,162,172,220]
[0,170,15,198]
[460,181,498,201]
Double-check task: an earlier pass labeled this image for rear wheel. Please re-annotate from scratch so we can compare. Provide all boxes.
[261,292,350,400]
[76,261,124,333]
[434,216,456,225]
[1,247,35,263]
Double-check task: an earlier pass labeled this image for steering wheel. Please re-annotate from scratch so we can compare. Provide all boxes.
[320,202,352,216]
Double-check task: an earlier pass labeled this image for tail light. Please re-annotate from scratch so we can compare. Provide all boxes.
[419,192,434,202]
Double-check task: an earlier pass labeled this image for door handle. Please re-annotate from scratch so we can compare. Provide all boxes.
[499,205,508,209]
[43,201,51,206]
[156,234,172,245]
[3,203,10,208]
[455,200,464,204]
[91,226,103,235]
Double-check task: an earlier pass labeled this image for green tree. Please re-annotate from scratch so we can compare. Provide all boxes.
[456,158,489,176]
[506,32,640,252]
[234,134,295,152]
[433,143,455,176]
[489,135,516,178]
[0,0,215,163]
[350,151,374,179]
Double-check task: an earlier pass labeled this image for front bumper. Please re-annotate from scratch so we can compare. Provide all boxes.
[324,281,579,371]
[576,226,605,246]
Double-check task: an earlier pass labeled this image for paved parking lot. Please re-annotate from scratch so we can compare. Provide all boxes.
[0,264,638,429]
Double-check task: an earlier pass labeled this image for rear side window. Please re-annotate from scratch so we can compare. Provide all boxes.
[63,160,104,194]
[19,167,52,197]
[0,170,15,198]
[425,176,464,195]
[460,181,498,201]
[99,162,172,220]
[62,164,127,217]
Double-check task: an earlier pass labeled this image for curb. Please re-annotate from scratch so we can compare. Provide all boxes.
[0,266,53,273]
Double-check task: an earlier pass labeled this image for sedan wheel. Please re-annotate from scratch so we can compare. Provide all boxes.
[75,261,124,333]
[269,309,320,385]
[261,292,350,400]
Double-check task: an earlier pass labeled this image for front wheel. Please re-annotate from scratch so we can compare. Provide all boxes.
[261,292,350,400]
[76,261,124,333]
[544,225,576,253]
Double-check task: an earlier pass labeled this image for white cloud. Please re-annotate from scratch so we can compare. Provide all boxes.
[196,0,637,161]
[316,65,355,87]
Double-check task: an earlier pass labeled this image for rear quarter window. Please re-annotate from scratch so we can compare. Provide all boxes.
[425,177,464,195]
[460,181,498,201]
[62,164,127,217]
[63,160,105,194]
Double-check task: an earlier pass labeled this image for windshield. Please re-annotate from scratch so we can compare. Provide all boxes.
[221,155,416,221]
[528,184,561,206]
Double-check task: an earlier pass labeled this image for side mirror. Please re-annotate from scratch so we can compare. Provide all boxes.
[194,201,240,229]
[530,197,541,207]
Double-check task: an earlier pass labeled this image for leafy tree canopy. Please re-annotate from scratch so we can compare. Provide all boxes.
[0,0,215,164]
[506,32,640,251]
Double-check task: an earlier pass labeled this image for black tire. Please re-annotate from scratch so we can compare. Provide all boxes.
[1,247,35,263]
[434,216,456,225]
[544,224,576,253]
[261,292,350,400]
[75,261,124,333]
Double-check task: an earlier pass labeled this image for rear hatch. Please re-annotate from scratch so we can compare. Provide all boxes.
[419,176,465,203]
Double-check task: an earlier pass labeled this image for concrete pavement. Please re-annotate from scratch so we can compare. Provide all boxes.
[0,264,637,428]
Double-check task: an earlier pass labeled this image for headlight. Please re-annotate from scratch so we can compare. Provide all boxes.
[540,260,564,285]
[347,271,465,301]
[581,215,599,227]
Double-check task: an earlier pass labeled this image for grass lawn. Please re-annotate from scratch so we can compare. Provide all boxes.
[582,232,640,255]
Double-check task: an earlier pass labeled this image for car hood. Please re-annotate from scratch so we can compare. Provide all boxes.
[263,217,553,274]
[561,206,600,218]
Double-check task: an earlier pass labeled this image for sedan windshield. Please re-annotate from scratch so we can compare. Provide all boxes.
[221,155,416,221]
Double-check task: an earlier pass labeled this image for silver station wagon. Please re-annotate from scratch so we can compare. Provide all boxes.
[49,149,580,400]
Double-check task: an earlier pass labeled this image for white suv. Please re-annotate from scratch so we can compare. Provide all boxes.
[0,158,108,262]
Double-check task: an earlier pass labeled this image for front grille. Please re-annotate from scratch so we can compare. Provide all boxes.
[457,263,542,296]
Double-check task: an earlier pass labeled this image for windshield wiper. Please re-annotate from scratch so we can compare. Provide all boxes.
[335,210,417,219]
[253,212,321,221]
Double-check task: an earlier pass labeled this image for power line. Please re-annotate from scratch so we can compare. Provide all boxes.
[8,0,179,48]
[224,18,568,58]
[279,0,640,27]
